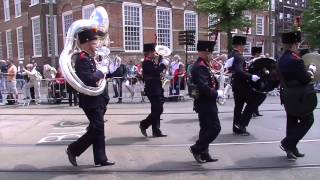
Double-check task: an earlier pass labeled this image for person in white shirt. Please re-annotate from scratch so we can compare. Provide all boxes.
[23,63,42,104]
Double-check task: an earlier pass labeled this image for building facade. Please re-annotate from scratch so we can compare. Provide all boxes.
[0,0,281,69]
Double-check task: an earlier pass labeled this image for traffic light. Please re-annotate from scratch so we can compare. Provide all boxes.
[178,30,196,45]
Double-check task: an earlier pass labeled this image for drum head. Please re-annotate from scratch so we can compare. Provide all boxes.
[248,58,280,93]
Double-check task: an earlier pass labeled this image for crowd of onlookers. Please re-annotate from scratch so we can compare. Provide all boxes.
[0,54,189,106]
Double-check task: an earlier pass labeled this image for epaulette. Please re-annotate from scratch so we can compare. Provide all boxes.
[291,52,301,60]
[79,52,88,60]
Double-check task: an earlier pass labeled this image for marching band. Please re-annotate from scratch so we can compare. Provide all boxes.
[27,6,317,167]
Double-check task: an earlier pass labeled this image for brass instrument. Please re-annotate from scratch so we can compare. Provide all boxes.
[302,52,320,81]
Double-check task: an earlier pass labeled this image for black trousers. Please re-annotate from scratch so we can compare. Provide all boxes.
[67,84,78,106]
[68,107,108,164]
[191,110,221,154]
[113,78,123,101]
[232,84,266,128]
[281,112,314,150]
[140,95,164,134]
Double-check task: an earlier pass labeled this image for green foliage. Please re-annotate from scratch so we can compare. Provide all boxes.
[302,0,320,49]
[195,0,268,51]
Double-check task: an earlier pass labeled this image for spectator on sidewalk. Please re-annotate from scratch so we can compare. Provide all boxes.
[23,64,42,104]
[6,61,18,104]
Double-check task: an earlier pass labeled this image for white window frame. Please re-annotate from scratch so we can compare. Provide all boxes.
[30,0,39,6]
[14,0,22,17]
[244,42,252,56]
[156,6,172,50]
[256,16,264,35]
[256,41,265,55]
[0,32,3,60]
[208,15,220,53]
[4,0,10,21]
[6,30,13,60]
[31,15,42,57]
[16,27,24,60]
[46,15,58,56]
[122,2,143,52]
[82,4,95,19]
[272,19,275,36]
[62,10,73,44]
[45,0,56,3]
[184,10,198,52]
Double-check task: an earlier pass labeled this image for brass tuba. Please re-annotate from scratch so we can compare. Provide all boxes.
[59,7,111,96]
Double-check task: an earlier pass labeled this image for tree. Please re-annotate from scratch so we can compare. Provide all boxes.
[302,0,320,49]
[195,0,268,52]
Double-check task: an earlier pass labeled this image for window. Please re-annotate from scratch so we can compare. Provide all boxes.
[62,11,73,43]
[279,13,283,20]
[4,0,10,21]
[272,42,275,58]
[31,0,39,6]
[256,16,264,35]
[244,42,251,55]
[256,42,264,55]
[184,11,198,52]
[208,15,220,53]
[15,0,21,17]
[45,0,56,3]
[6,30,13,60]
[156,7,172,49]
[31,16,42,57]
[46,15,58,56]
[16,27,24,60]
[271,0,275,11]
[243,14,252,34]
[82,4,95,19]
[0,33,3,60]
[123,3,142,52]
[272,19,275,36]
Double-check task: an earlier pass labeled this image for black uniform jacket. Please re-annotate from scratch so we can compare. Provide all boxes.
[231,49,252,87]
[142,56,166,96]
[278,50,312,86]
[191,57,219,113]
[74,51,109,109]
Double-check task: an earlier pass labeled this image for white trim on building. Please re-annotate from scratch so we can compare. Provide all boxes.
[62,10,73,45]
[256,16,264,35]
[156,6,172,50]
[184,10,198,52]
[4,0,10,21]
[122,2,143,52]
[31,15,42,57]
[5,30,13,60]
[16,27,24,60]
[14,0,22,18]
[46,15,58,56]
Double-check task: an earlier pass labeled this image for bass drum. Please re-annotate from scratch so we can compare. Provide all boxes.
[247,57,280,94]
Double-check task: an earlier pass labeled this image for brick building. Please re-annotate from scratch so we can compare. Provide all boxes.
[0,0,277,69]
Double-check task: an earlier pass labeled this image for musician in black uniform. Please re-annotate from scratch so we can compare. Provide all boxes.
[189,41,223,163]
[278,31,316,160]
[139,43,167,137]
[66,29,115,167]
[230,36,261,136]
[250,47,265,117]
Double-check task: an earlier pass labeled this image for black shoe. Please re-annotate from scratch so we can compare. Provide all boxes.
[66,148,77,167]
[255,112,263,116]
[189,148,206,164]
[152,133,167,137]
[200,153,218,162]
[280,143,297,161]
[95,160,115,167]
[139,124,147,137]
[293,148,305,158]
[233,125,250,136]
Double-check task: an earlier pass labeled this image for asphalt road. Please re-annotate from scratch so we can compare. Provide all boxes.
[0,96,320,180]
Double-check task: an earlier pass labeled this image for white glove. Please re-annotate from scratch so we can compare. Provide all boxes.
[217,90,224,98]
[251,75,260,82]
[308,64,316,73]
[160,58,170,66]
[97,65,109,75]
